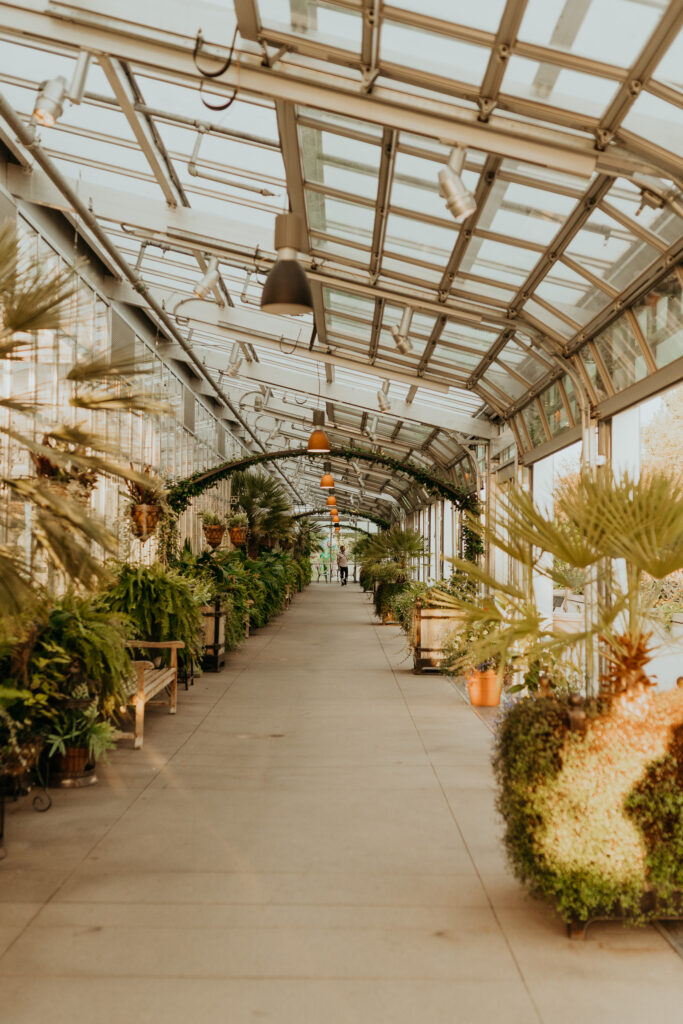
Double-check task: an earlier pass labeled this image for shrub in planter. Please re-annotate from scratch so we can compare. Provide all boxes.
[494,689,683,929]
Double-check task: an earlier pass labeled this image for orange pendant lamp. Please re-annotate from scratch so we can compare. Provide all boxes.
[307,410,330,453]
[320,459,334,489]
[326,493,337,507]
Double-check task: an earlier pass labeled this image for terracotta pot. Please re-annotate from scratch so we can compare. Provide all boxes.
[130,503,161,540]
[467,669,501,707]
[203,523,226,549]
[228,525,248,546]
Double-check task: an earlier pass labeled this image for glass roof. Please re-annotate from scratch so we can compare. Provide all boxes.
[0,0,680,512]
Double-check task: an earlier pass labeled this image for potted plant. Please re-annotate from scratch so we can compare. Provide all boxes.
[356,528,427,623]
[226,508,249,547]
[125,467,166,541]
[201,511,226,549]
[46,684,116,786]
[453,467,683,933]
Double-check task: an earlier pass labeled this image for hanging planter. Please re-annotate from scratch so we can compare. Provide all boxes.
[227,509,249,546]
[201,512,226,549]
[125,466,166,542]
[130,503,162,540]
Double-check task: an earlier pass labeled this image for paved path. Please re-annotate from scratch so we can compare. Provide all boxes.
[0,583,680,1022]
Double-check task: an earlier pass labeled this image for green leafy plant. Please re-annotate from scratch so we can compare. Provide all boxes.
[226,508,248,528]
[231,472,293,557]
[100,563,205,668]
[201,510,225,527]
[46,684,117,763]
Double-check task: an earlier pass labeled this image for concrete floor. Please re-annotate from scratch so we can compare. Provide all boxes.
[0,582,681,1022]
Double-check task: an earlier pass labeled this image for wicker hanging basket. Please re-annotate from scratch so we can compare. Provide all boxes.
[228,525,248,546]
[130,503,161,541]
[203,523,226,549]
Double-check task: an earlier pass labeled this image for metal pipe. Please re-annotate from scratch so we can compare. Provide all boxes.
[0,89,303,502]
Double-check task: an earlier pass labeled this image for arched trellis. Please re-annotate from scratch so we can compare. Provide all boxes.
[293,509,391,531]
[167,446,478,515]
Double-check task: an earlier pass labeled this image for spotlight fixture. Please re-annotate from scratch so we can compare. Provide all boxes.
[438,147,476,223]
[390,307,413,355]
[307,410,330,453]
[320,460,335,489]
[226,347,243,378]
[377,380,391,414]
[260,213,313,315]
[193,256,220,299]
[33,51,91,127]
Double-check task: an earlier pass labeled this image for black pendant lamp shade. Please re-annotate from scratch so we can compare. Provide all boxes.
[261,213,313,316]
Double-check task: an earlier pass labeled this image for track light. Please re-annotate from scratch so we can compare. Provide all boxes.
[377,380,391,413]
[33,51,91,127]
[261,213,313,316]
[193,256,220,299]
[307,409,330,453]
[390,307,413,355]
[438,147,476,223]
[226,347,243,378]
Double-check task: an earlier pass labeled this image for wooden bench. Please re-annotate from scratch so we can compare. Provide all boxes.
[124,641,185,749]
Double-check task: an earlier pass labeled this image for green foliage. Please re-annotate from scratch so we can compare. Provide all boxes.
[373,580,407,620]
[167,447,478,516]
[46,685,117,762]
[494,691,683,925]
[100,562,205,667]
[231,471,293,557]
[201,510,225,527]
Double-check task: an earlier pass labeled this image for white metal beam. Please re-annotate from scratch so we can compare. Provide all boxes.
[195,351,494,437]
[0,0,665,179]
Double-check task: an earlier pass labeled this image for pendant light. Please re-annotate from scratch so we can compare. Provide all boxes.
[307,410,330,453]
[326,492,337,507]
[260,213,313,315]
[320,459,334,489]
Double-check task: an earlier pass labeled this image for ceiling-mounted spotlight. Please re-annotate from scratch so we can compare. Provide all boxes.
[261,213,313,316]
[307,409,330,453]
[33,51,91,127]
[226,346,243,378]
[377,380,391,414]
[390,307,413,355]
[193,256,220,299]
[438,147,476,223]
[320,459,334,489]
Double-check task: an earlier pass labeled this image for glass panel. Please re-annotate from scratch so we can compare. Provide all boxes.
[534,263,608,326]
[386,0,506,32]
[259,0,362,50]
[541,382,570,436]
[522,401,548,446]
[381,21,490,86]
[622,91,683,158]
[502,55,619,116]
[593,318,648,392]
[384,212,457,265]
[306,192,375,246]
[480,181,576,248]
[562,375,580,425]
[632,271,683,370]
[580,346,610,401]
[517,0,663,68]
[299,126,380,200]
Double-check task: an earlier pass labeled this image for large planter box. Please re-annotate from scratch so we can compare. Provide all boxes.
[202,601,226,672]
[412,601,464,673]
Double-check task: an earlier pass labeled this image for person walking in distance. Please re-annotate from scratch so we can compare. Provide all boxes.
[337,545,349,586]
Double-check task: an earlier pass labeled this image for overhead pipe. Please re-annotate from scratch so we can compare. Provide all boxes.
[0,90,303,502]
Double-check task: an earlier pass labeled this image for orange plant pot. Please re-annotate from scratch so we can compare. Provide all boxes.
[203,524,226,549]
[130,503,161,540]
[467,669,501,707]
[228,525,248,546]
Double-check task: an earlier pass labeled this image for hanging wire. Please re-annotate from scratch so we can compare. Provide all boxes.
[193,26,240,111]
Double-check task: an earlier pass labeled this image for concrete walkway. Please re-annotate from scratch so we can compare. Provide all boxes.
[0,583,680,1022]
